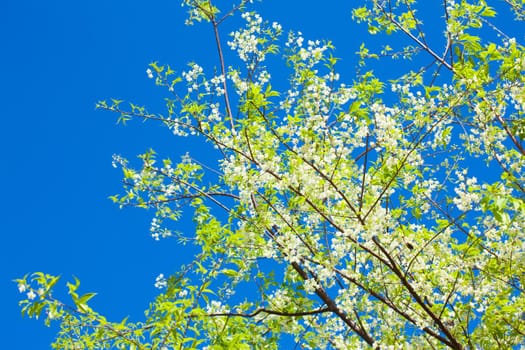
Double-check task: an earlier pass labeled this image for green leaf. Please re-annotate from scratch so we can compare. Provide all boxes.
[222,269,238,277]
[481,6,496,17]
[77,292,97,306]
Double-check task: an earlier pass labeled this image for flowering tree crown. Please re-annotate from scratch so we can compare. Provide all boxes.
[17,0,525,349]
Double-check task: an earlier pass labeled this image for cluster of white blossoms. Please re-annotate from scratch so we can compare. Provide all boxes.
[209,75,225,96]
[149,217,170,241]
[303,278,320,294]
[370,103,402,151]
[255,69,271,86]
[288,31,330,68]
[181,2,203,26]
[390,82,411,94]
[111,154,127,169]
[154,273,167,289]
[17,283,37,301]
[146,68,154,79]
[304,40,328,62]
[267,289,291,309]
[228,12,264,64]
[453,171,481,212]
[285,31,303,48]
[207,103,221,122]
[226,12,280,97]
[504,80,525,112]
[182,63,204,93]
[205,300,229,314]
[228,69,249,95]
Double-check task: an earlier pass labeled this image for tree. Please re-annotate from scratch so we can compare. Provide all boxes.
[16,0,525,348]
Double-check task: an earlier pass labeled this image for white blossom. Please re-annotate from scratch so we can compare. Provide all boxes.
[146,68,154,79]
[27,289,36,300]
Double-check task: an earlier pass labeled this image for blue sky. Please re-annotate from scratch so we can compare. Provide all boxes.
[1,1,368,348]
[2,1,521,348]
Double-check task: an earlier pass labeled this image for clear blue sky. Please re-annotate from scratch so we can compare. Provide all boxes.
[1,1,369,348]
[2,1,520,348]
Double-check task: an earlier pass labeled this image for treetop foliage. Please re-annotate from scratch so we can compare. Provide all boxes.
[17,0,525,348]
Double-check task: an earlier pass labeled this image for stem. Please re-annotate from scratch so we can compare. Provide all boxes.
[375,1,453,71]
[212,20,235,130]
[201,307,330,318]
[372,236,464,350]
